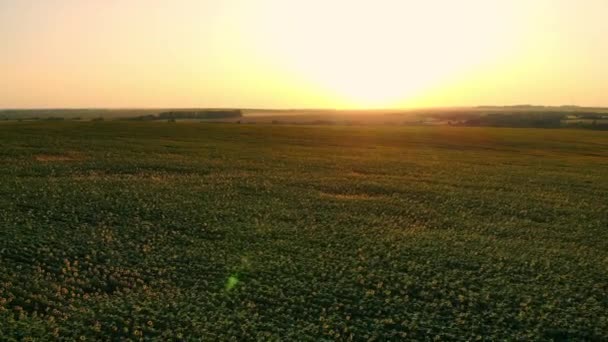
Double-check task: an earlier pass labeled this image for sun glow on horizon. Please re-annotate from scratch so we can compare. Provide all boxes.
[0,0,607,108]
[236,0,526,108]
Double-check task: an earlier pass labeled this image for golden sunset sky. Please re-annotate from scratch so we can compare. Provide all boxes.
[1,0,606,109]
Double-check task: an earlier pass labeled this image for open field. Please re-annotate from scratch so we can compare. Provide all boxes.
[1,122,607,340]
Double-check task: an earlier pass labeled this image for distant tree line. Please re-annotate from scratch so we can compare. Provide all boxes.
[159,110,242,119]
[129,110,243,121]
[461,113,564,128]
[425,111,608,130]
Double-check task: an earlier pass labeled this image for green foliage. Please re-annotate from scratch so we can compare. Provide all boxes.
[462,112,564,128]
[158,110,242,120]
[126,110,243,122]
[0,122,607,340]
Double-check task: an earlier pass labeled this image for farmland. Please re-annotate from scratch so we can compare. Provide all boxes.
[0,121,607,340]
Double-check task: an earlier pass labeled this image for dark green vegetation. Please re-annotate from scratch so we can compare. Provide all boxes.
[130,110,243,122]
[443,111,608,130]
[0,109,244,121]
[1,122,607,340]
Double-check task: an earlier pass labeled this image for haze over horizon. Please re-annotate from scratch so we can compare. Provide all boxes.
[1,0,607,109]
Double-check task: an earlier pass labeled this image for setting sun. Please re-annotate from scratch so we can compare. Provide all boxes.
[1,0,607,108]
[236,0,526,108]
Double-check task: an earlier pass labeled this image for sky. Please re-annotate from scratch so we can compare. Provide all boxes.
[1,0,607,109]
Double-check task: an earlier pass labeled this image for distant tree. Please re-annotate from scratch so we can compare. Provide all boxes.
[158,110,242,120]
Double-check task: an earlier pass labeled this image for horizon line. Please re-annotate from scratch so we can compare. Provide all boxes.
[1,104,607,111]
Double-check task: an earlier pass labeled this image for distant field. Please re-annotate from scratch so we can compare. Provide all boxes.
[3,106,608,129]
[1,122,607,340]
